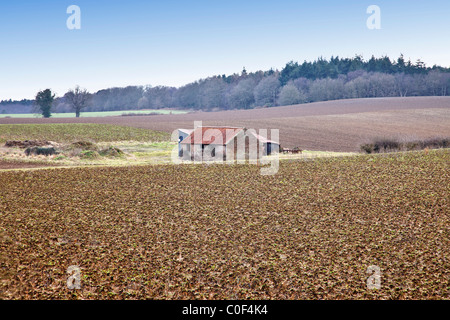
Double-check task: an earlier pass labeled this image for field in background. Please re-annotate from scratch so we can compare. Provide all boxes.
[0,109,187,118]
[0,124,169,144]
[2,97,449,152]
[1,149,448,299]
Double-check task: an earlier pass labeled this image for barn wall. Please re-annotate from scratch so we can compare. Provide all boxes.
[178,130,191,156]
[181,144,191,160]
[264,143,280,156]
[225,132,263,162]
[203,144,225,161]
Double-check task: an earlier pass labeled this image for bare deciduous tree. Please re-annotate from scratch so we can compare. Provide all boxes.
[199,77,227,111]
[227,78,256,109]
[426,70,450,96]
[254,75,280,107]
[65,85,91,117]
[309,78,345,102]
[394,73,414,97]
[277,83,305,106]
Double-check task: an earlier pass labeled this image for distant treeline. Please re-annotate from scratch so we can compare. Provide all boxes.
[0,99,34,114]
[2,55,450,114]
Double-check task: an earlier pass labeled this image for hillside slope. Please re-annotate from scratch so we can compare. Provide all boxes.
[1,97,450,151]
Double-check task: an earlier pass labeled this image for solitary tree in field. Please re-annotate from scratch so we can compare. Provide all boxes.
[65,85,91,117]
[35,89,55,118]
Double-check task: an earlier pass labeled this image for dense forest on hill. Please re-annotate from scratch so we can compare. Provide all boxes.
[2,55,450,114]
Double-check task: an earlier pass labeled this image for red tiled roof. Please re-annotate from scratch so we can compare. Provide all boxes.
[247,131,279,144]
[180,127,244,145]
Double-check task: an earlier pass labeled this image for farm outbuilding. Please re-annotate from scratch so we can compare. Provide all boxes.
[178,126,279,161]
[247,131,280,156]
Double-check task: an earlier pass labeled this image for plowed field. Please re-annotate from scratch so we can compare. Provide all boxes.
[1,149,448,299]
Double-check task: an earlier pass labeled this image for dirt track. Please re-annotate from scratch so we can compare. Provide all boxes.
[2,97,450,151]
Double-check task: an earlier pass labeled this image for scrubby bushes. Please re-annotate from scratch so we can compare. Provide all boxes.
[21,140,125,160]
[62,143,124,159]
[360,143,375,154]
[67,141,98,151]
[99,146,124,157]
[63,141,98,157]
[80,150,101,159]
[6,140,51,148]
[25,146,58,156]
[361,137,450,153]
[419,137,450,149]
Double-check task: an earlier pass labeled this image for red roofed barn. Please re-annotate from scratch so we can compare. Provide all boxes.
[179,126,279,161]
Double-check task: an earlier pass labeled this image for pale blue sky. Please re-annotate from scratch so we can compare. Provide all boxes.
[1,0,449,100]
